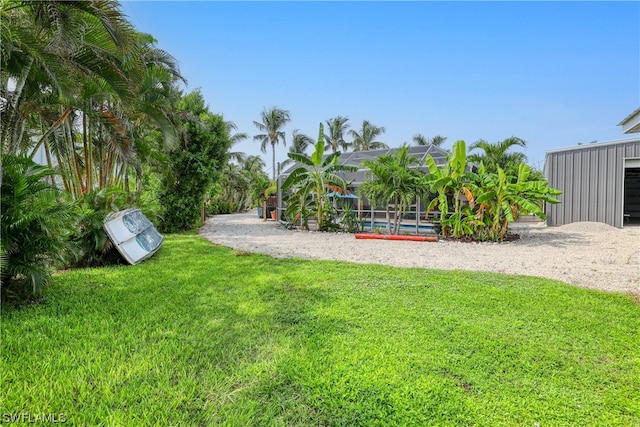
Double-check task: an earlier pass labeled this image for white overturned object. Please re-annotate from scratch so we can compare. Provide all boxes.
[104,208,164,265]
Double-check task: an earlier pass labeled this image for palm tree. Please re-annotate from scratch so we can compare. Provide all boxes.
[64,34,182,199]
[325,115,351,152]
[253,106,291,180]
[281,129,314,169]
[349,120,388,151]
[130,32,185,147]
[468,136,528,177]
[430,135,447,147]
[413,134,447,147]
[1,1,184,198]
[241,155,270,208]
[211,162,250,213]
[243,155,266,176]
[359,145,423,234]
[225,121,248,164]
[413,134,429,146]
[210,123,255,212]
[1,0,140,155]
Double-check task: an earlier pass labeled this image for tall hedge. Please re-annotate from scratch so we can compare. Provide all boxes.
[159,90,230,232]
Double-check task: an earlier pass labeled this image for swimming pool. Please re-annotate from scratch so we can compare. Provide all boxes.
[362,221,435,233]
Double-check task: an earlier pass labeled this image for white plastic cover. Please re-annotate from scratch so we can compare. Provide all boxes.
[104,209,164,265]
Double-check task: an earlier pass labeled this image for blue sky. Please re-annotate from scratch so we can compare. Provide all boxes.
[122,1,639,175]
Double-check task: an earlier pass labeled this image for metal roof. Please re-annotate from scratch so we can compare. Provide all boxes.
[544,137,640,155]
[617,107,640,134]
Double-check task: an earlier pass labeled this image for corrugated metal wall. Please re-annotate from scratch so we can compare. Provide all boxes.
[544,139,640,227]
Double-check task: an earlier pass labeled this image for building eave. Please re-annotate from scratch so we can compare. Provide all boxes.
[617,107,640,134]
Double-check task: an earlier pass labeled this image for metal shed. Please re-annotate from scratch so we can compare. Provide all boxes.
[544,137,640,228]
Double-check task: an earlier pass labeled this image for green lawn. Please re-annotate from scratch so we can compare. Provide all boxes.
[2,235,639,426]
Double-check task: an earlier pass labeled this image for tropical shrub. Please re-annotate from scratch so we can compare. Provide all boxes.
[207,196,243,216]
[424,140,479,238]
[423,140,561,241]
[135,168,165,225]
[284,190,314,230]
[159,90,230,232]
[249,174,272,208]
[0,154,74,299]
[282,124,356,230]
[474,163,561,241]
[439,206,484,239]
[68,187,129,268]
[338,199,364,233]
[209,155,270,214]
[207,165,249,215]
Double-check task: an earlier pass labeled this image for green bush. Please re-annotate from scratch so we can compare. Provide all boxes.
[206,166,250,215]
[338,200,364,233]
[67,187,129,268]
[206,197,244,215]
[0,154,74,300]
[159,90,230,232]
[425,141,561,241]
[133,168,164,225]
[473,163,560,241]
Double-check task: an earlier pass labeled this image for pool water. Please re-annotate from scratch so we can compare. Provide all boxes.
[363,221,434,232]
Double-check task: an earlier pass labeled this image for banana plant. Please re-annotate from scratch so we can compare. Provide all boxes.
[282,123,356,230]
[423,140,478,237]
[475,163,561,240]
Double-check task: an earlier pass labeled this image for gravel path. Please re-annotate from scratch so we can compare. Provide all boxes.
[200,210,640,297]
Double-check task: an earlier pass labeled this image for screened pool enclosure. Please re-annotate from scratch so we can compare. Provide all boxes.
[276,144,449,233]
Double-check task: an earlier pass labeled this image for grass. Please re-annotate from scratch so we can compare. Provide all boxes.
[1,234,639,426]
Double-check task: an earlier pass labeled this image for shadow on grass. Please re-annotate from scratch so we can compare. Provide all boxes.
[3,235,639,426]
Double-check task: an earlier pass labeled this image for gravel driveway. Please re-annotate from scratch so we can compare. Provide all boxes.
[200,210,640,297]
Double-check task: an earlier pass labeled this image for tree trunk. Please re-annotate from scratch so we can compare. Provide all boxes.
[83,108,91,192]
[386,205,391,235]
[44,143,56,187]
[271,141,276,181]
[394,198,402,235]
